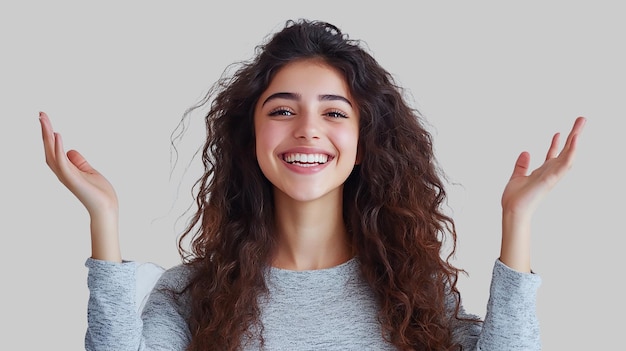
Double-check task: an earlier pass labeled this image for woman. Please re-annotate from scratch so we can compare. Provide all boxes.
[39,19,585,350]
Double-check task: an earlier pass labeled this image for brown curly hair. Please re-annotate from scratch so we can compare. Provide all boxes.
[176,19,478,350]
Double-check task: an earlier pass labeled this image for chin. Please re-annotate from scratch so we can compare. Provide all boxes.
[275,186,343,205]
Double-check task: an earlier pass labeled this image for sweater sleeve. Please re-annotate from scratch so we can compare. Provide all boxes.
[452,259,542,351]
[84,258,191,351]
[477,259,542,350]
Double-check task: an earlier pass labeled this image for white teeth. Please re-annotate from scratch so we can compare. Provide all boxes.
[283,153,329,164]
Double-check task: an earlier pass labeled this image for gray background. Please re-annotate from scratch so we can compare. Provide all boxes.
[2,1,623,349]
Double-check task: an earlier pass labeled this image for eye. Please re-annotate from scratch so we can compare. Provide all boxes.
[324,109,348,119]
[268,107,295,117]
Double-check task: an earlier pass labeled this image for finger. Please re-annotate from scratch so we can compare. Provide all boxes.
[562,116,587,151]
[67,150,97,174]
[560,132,580,168]
[53,132,75,182]
[545,133,560,160]
[510,151,531,179]
[556,117,585,165]
[39,112,57,168]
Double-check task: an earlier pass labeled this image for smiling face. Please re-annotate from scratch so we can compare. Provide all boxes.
[254,59,360,204]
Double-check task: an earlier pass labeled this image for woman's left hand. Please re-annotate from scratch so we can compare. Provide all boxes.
[501,116,586,218]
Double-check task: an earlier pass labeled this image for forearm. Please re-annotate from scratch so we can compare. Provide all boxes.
[86,259,192,350]
[477,259,542,350]
[89,210,122,262]
[85,258,144,351]
[499,211,531,273]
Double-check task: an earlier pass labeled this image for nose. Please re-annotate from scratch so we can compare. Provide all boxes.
[293,110,320,140]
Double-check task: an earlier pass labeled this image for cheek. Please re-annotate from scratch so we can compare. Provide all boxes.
[254,122,285,165]
[333,126,360,161]
[256,124,274,151]
[254,127,273,180]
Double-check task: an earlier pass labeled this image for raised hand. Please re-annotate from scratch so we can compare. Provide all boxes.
[501,116,586,216]
[39,112,121,262]
[499,117,586,272]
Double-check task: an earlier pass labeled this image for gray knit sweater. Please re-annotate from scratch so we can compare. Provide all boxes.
[85,257,541,350]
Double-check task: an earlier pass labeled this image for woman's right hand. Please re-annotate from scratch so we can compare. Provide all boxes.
[39,111,122,262]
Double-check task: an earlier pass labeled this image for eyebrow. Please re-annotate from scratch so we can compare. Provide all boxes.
[261,92,353,107]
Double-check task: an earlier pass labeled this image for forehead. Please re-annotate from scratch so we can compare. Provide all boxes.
[261,59,352,99]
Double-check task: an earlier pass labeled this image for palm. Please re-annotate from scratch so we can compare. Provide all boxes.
[39,112,118,215]
[501,117,586,217]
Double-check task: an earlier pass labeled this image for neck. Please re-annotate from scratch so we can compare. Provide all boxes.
[271,188,353,271]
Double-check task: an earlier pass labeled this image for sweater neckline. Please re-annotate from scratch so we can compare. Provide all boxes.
[268,256,359,275]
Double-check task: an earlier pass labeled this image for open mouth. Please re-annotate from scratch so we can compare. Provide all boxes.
[282,152,332,167]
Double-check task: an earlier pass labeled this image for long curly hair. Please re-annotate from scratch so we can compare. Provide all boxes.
[177,19,474,350]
